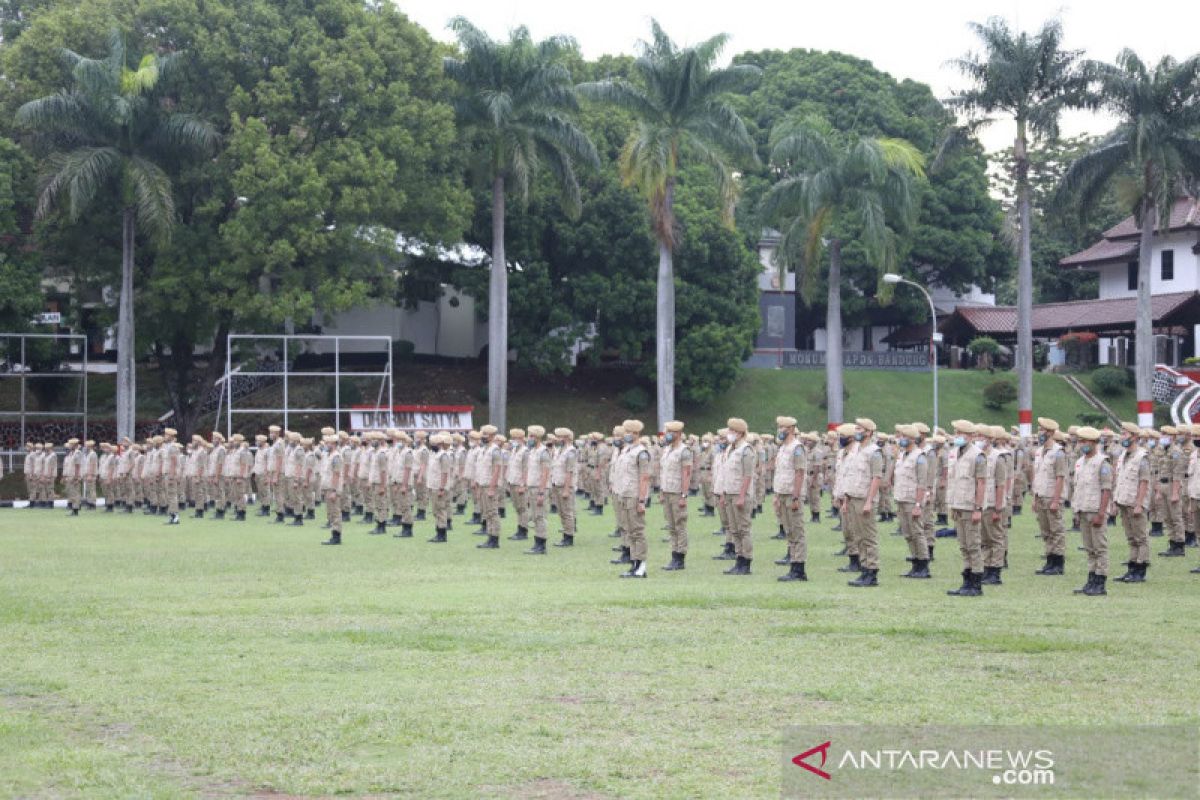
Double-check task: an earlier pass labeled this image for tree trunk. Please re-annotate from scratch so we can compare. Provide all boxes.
[1014,126,1034,436]
[1135,200,1156,426]
[825,238,844,426]
[655,180,676,431]
[116,207,136,440]
[488,174,508,431]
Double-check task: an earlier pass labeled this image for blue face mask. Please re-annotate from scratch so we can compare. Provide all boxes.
[1081,443,1093,454]
[1121,438,1132,448]
[527,439,535,448]
[777,431,787,442]
[854,432,864,441]
[623,434,634,444]
[838,436,850,447]
[716,442,726,451]
[897,437,909,448]
[664,433,674,444]
[954,435,967,447]
[1038,433,1047,443]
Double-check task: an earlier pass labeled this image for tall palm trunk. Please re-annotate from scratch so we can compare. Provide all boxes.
[1135,199,1156,426]
[1014,125,1034,436]
[656,180,676,430]
[488,174,508,431]
[116,207,136,440]
[825,238,844,426]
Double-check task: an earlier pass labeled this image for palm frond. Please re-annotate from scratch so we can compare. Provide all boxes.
[35,146,122,222]
[127,155,175,242]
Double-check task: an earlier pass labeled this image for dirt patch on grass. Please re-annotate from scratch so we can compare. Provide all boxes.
[492,778,614,800]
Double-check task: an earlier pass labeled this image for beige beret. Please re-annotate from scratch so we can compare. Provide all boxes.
[855,417,877,432]
[1161,425,1178,435]
[895,424,918,439]
[527,424,546,438]
[726,417,747,434]
[665,420,684,432]
[913,422,930,435]
[163,428,177,437]
[480,425,498,436]
[509,428,525,438]
[951,419,975,434]
[268,425,281,433]
[1120,421,1141,435]
[775,416,797,428]
[835,422,856,436]
[612,425,626,436]
[1076,426,1101,441]
[1038,417,1059,432]
[554,427,574,439]
[624,419,645,434]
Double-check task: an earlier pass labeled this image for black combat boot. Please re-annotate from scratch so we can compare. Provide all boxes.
[454,504,465,516]
[1150,521,1163,536]
[394,523,414,538]
[848,568,878,587]
[1160,540,1185,557]
[524,537,547,555]
[470,511,481,524]
[591,504,604,516]
[321,530,341,545]
[1073,572,1096,594]
[702,505,714,517]
[428,527,447,543]
[257,505,270,517]
[1113,562,1137,582]
[1012,504,1021,515]
[1083,574,1107,595]
[772,526,786,540]
[610,546,631,564]
[341,510,350,522]
[195,507,205,519]
[390,514,401,526]
[235,509,246,521]
[947,569,981,596]
[476,534,499,549]
[980,566,1001,585]
[619,560,647,578]
[937,513,948,526]
[105,503,114,513]
[662,552,686,571]
[498,506,506,519]
[362,511,374,523]
[837,554,861,573]
[810,510,819,523]
[1187,532,1198,547]
[611,528,623,538]
[290,513,303,526]
[508,526,529,541]
[775,553,791,566]
[713,542,736,560]
[778,562,807,582]
[724,556,751,575]
[166,512,180,525]
[371,521,386,535]
[553,534,574,547]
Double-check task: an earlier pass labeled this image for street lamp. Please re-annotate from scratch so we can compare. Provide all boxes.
[884,273,939,432]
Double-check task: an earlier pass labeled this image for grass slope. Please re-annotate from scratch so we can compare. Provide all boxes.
[2,501,1199,798]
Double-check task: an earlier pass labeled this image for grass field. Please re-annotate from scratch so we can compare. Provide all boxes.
[3,498,1200,798]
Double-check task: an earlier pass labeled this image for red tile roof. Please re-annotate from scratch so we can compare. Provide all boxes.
[1059,238,1137,267]
[1103,197,1200,240]
[946,291,1199,335]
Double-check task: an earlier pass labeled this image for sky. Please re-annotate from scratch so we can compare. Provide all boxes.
[395,0,1200,153]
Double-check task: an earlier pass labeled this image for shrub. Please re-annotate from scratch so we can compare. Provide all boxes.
[619,386,651,412]
[968,336,1000,356]
[325,378,363,409]
[982,379,1017,410]
[392,339,415,364]
[809,381,849,411]
[1091,366,1128,397]
[1076,411,1108,427]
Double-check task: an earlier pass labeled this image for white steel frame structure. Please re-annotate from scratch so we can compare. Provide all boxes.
[0,332,88,472]
[223,334,393,436]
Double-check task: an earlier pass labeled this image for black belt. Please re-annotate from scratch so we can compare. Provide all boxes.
[1159,478,1171,484]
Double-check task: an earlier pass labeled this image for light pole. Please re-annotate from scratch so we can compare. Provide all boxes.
[884,273,939,432]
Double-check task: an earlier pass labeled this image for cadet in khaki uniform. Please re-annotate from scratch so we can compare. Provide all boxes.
[1158,425,1188,558]
[506,428,530,540]
[840,418,884,587]
[1071,426,1113,595]
[82,440,98,508]
[367,432,389,535]
[265,425,284,516]
[1032,417,1068,575]
[980,425,1011,585]
[592,432,612,516]
[916,425,939,561]
[474,425,502,549]
[390,432,416,538]
[608,427,633,563]
[946,420,987,597]
[524,426,552,553]
[893,424,931,579]
[426,432,454,542]
[613,419,651,578]
[712,429,737,561]
[659,420,693,571]
[162,429,183,525]
[772,416,808,582]
[207,433,227,518]
[252,434,270,515]
[697,435,716,517]
[1113,422,1152,583]
[319,435,344,545]
[719,418,755,576]
[552,428,578,547]
[62,439,82,514]
[228,434,252,520]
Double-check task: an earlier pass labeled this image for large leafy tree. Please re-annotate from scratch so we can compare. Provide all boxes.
[948,17,1092,433]
[760,117,924,424]
[15,30,218,439]
[5,0,472,435]
[579,20,760,429]
[1057,51,1200,422]
[443,17,598,431]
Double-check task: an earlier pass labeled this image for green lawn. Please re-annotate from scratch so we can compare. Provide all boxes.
[2,500,1199,798]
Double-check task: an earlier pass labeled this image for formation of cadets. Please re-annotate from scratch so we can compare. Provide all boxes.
[14,414,1200,594]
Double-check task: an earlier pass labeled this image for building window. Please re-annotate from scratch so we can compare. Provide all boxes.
[1128,261,1138,291]
[1162,249,1174,281]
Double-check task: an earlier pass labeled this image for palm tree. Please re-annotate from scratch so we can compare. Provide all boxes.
[16,31,217,440]
[1056,51,1200,424]
[578,21,759,429]
[444,18,598,432]
[760,117,924,425]
[948,17,1092,435]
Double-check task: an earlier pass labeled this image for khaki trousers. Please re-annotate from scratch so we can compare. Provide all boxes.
[953,508,983,573]
[663,491,689,555]
[777,493,806,563]
[556,486,576,535]
[724,493,752,559]
[530,489,548,538]
[846,496,877,569]
[617,495,646,560]
[981,508,1007,569]
[325,490,342,532]
[1080,514,1109,575]
[898,500,928,559]
[1119,503,1149,563]
[1034,495,1065,556]
[432,488,451,528]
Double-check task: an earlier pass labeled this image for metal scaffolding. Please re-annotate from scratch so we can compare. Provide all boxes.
[223,334,393,436]
[0,332,89,472]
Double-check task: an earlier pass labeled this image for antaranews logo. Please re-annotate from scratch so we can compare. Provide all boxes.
[791,740,832,780]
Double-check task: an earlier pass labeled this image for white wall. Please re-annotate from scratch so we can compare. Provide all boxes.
[319,287,487,358]
[1096,232,1200,299]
